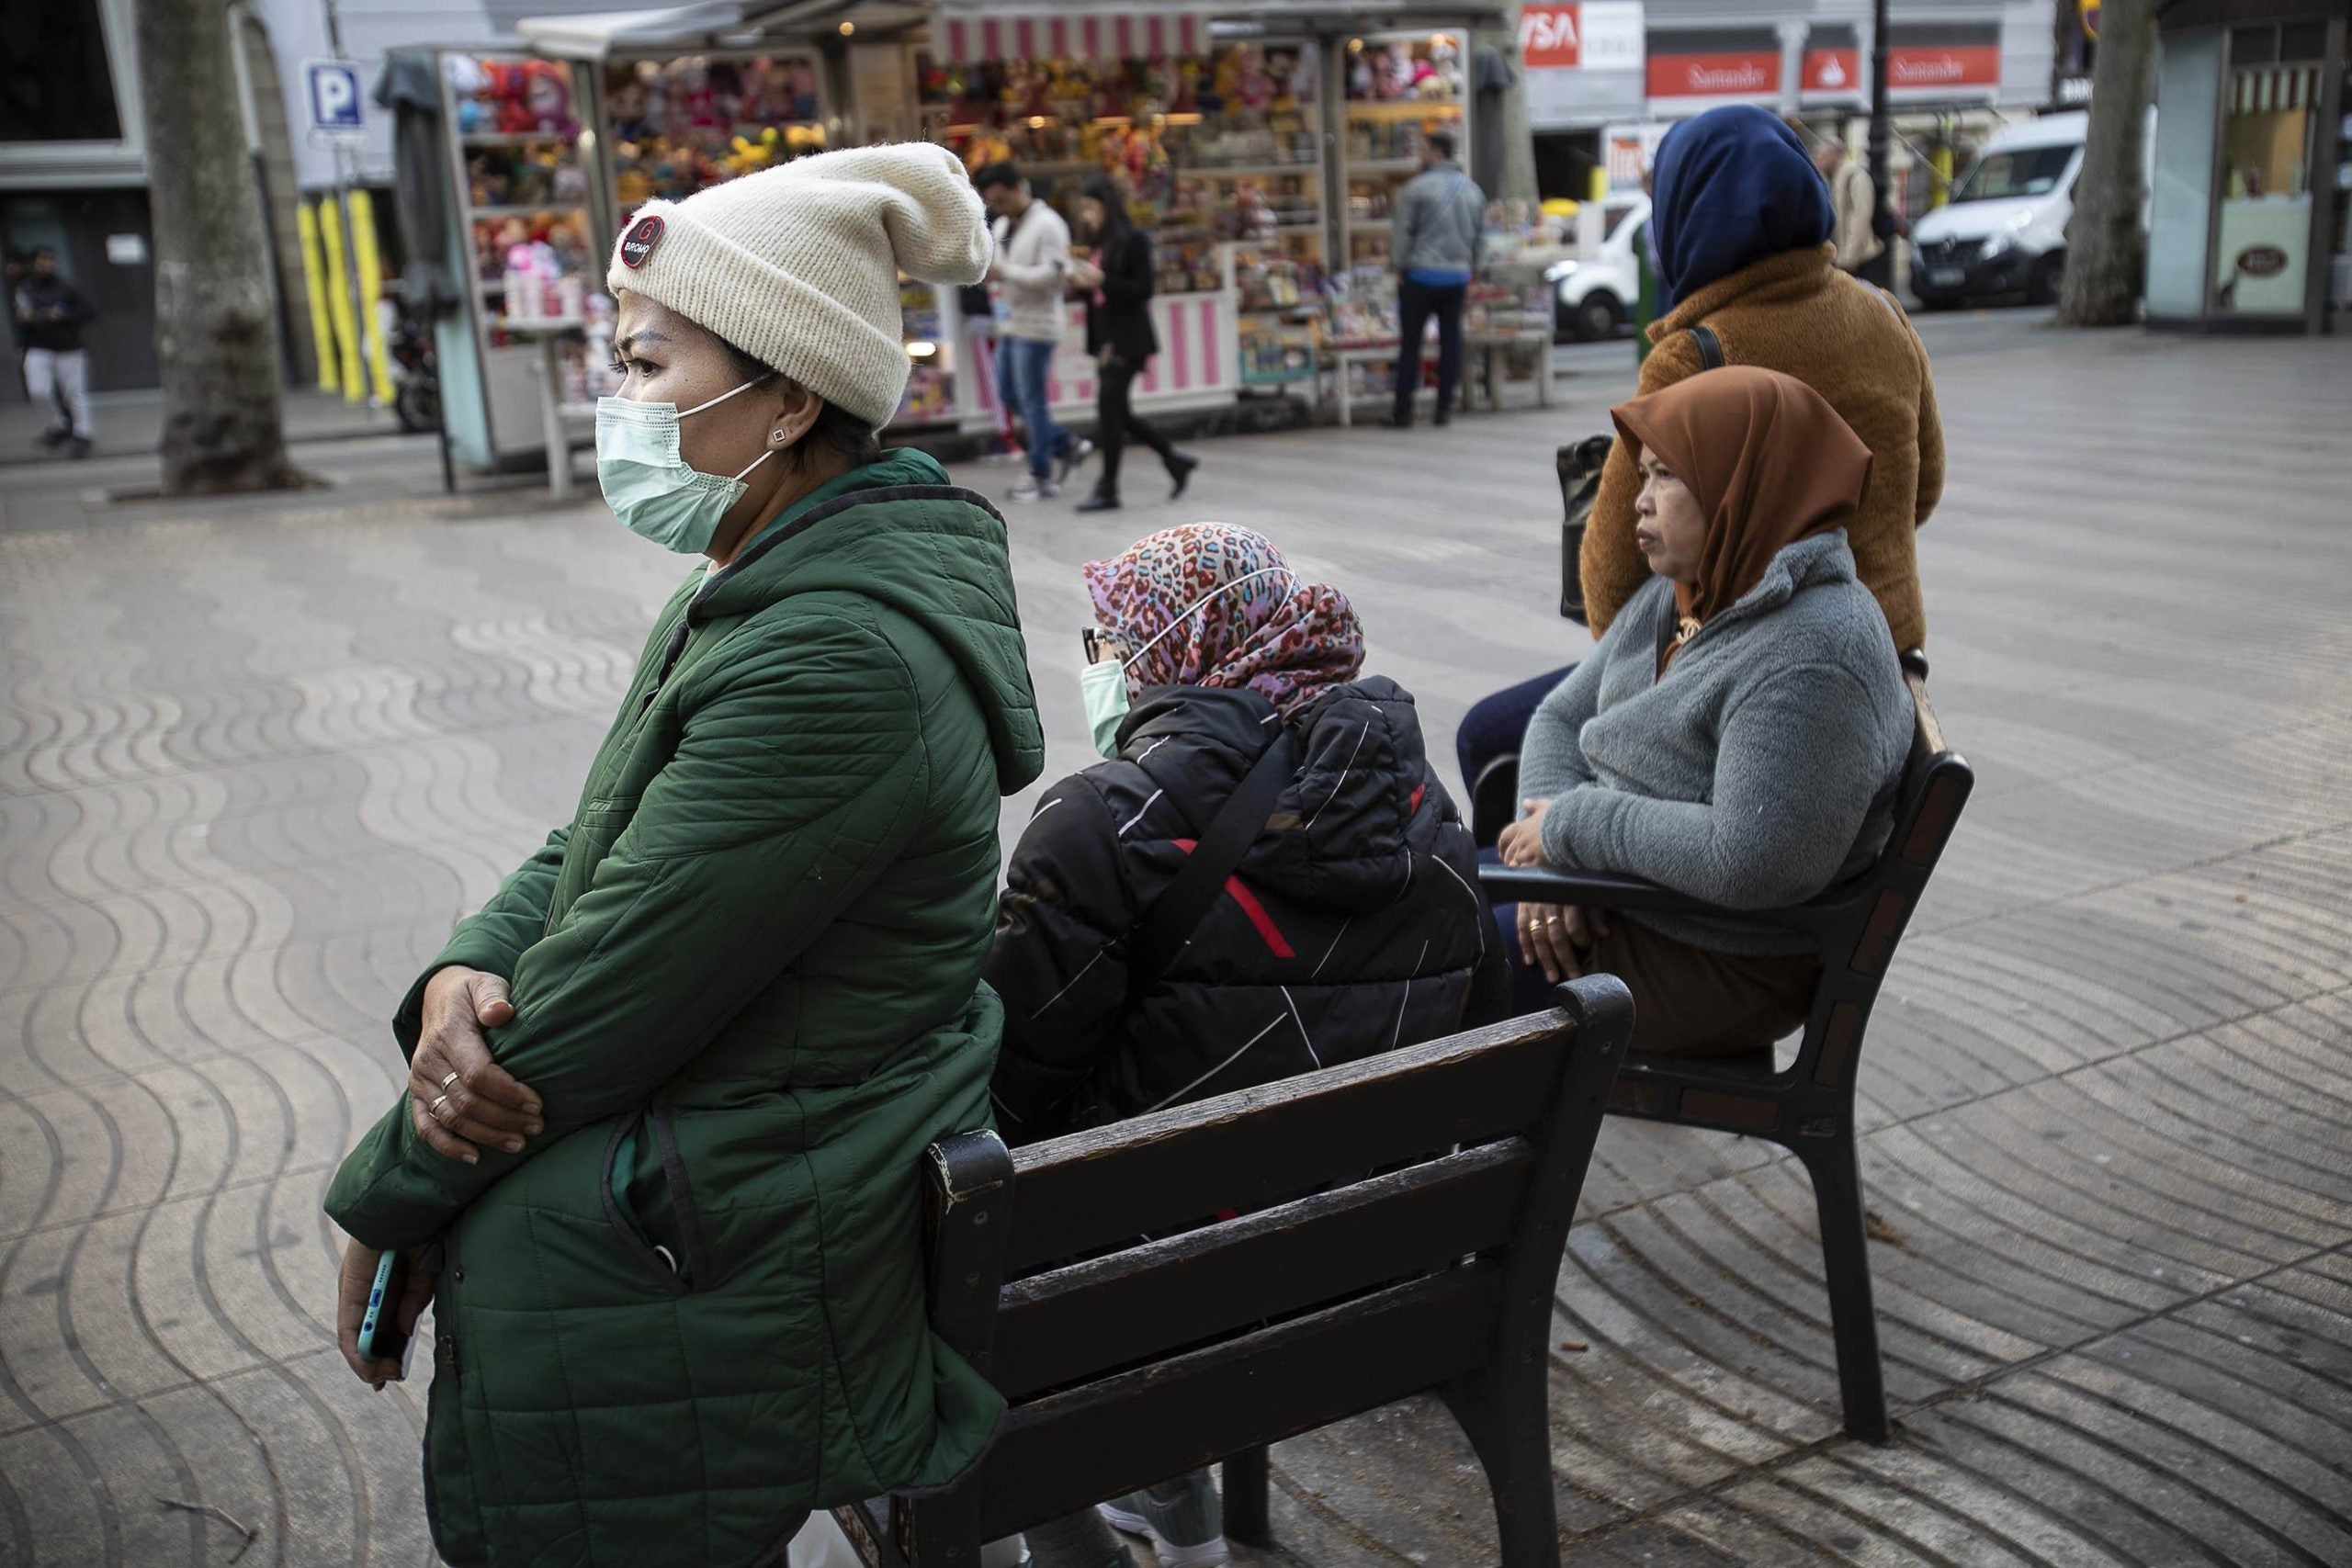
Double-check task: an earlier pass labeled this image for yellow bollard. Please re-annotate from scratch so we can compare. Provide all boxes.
[1589,164,1607,204]
[346,189,397,405]
[317,196,366,405]
[296,202,339,393]
[1930,143,1954,209]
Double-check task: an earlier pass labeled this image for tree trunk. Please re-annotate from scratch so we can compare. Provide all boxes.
[2057,0,2158,327]
[133,0,316,492]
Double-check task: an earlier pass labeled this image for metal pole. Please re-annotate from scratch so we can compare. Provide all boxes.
[1869,0,1892,226]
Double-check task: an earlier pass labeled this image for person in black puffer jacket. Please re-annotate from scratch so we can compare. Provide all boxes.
[989,522,1507,1139]
[988,524,1507,1568]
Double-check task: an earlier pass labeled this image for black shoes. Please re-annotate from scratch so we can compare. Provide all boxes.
[1076,491,1122,513]
[66,435,91,459]
[1433,408,1453,427]
[1167,453,1199,502]
[1379,412,1412,430]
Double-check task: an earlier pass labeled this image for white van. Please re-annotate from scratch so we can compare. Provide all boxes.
[1909,113,2086,309]
[1547,194,1652,340]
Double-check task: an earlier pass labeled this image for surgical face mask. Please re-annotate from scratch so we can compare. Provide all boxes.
[1080,656,1129,759]
[1080,565,1294,761]
[595,378,775,554]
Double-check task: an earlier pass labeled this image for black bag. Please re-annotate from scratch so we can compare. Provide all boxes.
[1555,327,1724,625]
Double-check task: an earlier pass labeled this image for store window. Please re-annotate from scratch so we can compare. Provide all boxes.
[2213,28,2324,315]
[0,0,124,142]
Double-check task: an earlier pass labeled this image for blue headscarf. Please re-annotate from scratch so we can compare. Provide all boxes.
[1649,106,1834,310]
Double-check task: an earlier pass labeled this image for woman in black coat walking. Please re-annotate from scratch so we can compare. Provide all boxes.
[1067,175,1197,512]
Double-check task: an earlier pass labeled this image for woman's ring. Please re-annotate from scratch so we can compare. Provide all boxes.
[440,1070,460,1090]
[430,1093,451,1121]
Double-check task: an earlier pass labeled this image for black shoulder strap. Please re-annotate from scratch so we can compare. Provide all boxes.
[1125,731,1295,1000]
[1688,324,1726,370]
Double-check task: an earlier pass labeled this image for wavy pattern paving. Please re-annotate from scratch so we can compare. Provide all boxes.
[3,320,2348,1567]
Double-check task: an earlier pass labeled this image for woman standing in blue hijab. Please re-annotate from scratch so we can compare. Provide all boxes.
[1454,105,1943,806]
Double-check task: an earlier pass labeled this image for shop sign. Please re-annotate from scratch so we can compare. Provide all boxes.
[1520,3,1644,73]
[936,11,1208,65]
[1889,23,2003,96]
[1646,28,1781,102]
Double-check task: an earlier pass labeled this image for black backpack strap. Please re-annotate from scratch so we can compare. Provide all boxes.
[1688,324,1726,370]
[1125,731,1295,1000]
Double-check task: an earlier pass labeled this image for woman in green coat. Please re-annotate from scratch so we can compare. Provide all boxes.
[324,145,1043,1567]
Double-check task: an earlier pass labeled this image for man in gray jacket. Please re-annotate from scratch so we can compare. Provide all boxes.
[978,163,1088,502]
[1385,130,1484,429]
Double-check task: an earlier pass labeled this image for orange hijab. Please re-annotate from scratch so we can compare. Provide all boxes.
[1610,366,1874,671]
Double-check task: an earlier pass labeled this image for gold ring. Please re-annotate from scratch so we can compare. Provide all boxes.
[440,1070,460,1090]
[1544,917,1563,928]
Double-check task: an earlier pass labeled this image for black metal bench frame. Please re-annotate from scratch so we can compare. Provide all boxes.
[836,976,1634,1567]
[1476,654,1971,1440]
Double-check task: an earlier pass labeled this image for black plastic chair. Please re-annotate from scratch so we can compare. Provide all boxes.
[1476,652,1971,1440]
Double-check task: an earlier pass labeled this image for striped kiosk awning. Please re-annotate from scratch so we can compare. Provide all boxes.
[934,10,1211,63]
[2232,64,2322,114]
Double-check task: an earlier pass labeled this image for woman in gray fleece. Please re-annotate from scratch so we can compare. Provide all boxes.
[1496,366,1911,1055]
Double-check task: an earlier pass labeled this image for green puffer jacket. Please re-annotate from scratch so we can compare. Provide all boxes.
[324,451,1044,1568]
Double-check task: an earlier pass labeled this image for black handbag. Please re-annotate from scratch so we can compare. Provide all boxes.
[1555,327,1725,626]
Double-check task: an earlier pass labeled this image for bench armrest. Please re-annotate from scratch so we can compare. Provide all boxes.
[1478,864,1724,918]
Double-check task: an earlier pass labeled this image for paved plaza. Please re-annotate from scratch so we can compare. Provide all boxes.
[3,311,2349,1566]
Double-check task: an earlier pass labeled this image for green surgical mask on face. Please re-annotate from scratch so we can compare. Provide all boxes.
[1080,656,1130,759]
[594,378,775,554]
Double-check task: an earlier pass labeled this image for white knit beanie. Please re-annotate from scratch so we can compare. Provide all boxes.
[605,142,991,428]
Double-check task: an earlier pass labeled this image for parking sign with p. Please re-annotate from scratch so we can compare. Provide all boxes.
[305,60,365,140]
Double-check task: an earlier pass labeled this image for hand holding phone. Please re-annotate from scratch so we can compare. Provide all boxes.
[337,1238,435,1389]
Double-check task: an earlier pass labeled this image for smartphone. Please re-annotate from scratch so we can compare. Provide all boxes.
[356,1249,410,1364]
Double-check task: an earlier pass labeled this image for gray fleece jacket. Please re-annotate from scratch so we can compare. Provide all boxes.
[1517,531,1910,955]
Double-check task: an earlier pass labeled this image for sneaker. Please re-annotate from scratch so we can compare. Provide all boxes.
[65,436,92,459]
[1009,478,1060,503]
[1057,437,1096,486]
[1075,491,1121,513]
[1166,453,1199,502]
[35,427,67,450]
[1100,1471,1227,1567]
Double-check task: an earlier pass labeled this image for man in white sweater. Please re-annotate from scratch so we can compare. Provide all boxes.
[978,163,1089,501]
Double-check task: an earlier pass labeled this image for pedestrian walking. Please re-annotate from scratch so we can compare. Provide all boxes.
[323,144,1043,1568]
[1455,104,1943,796]
[1495,367,1910,1055]
[1384,129,1484,429]
[14,248,96,457]
[987,522,1505,1568]
[1815,134,1890,288]
[1065,175,1198,513]
[978,162,1091,501]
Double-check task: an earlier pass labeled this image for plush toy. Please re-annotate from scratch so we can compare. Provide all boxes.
[1237,51,1274,114]
[786,59,820,120]
[1390,45,1420,100]
[615,162,652,207]
[524,63,576,134]
[1210,47,1243,113]
[1426,38,1464,97]
[607,78,650,142]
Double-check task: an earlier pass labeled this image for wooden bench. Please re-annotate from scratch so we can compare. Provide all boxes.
[1476,654,1973,1440]
[835,976,1634,1566]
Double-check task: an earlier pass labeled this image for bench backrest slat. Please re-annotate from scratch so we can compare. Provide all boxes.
[992,1137,1537,1398]
[1003,1011,1577,1273]
[977,1267,1507,1539]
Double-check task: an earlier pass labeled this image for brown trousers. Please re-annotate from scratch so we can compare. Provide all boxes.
[1587,919,1821,1058]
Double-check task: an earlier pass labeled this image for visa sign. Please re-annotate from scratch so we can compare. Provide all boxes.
[1521,2,1645,73]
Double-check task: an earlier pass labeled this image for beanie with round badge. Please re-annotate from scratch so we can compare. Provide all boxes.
[606,142,992,429]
